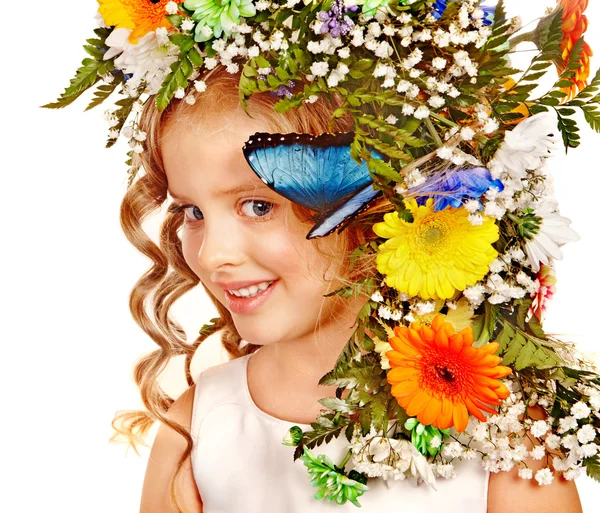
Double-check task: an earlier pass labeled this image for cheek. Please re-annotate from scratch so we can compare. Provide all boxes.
[181,229,200,272]
[260,233,337,293]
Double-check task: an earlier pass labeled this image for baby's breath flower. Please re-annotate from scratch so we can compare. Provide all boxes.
[530,445,545,460]
[402,104,415,116]
[436,146,453,160]
[181,18,195,32]
[414,105,430,119]
[518,468,533,480]
[534,468,554,486]
[558,416,578,434]
[310,61,329,77]
[371,290,384,302]
[577,424,596,444]
[194,80,207,93]
[166,1,179,15]
[431,57,447,70]
[571,401,591,420]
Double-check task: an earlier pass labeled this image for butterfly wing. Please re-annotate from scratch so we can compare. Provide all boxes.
[307,183,382,239]
[243,132,383,238]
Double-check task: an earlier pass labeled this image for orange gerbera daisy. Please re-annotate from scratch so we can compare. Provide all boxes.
[98,0,172,44]
[386,314,512,432]
[555,0,593,99]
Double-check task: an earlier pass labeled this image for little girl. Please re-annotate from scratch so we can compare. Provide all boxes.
[111,65,582,513]
[45,1,600,511]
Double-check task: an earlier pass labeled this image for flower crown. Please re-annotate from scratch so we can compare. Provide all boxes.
[46,0,600,507]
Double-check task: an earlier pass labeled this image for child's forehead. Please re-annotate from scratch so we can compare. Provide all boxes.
[168,180,273,202]
[163,114,274,197]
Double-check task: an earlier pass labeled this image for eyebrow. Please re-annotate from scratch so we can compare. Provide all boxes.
[169,182,271,202]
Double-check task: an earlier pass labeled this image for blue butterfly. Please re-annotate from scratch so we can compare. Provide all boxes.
[242,132,384,239]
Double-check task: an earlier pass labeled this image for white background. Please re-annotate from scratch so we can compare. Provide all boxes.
[2,1,599,511]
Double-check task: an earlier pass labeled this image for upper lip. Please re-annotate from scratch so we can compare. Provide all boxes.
[214,279,277,291]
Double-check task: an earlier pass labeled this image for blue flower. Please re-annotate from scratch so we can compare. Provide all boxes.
[432,0,496,26]
[414,167,504,212]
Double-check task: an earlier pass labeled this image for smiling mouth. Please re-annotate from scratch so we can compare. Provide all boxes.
[226,280,275,298]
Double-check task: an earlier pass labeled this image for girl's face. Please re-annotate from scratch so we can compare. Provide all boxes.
[161,107,355,346]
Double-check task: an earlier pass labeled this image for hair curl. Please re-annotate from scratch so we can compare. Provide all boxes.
[110,63,391,512]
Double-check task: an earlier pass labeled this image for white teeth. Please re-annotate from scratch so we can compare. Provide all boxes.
[228,281,273,298]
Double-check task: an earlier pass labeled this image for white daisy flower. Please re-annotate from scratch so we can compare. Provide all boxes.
[104,28,179,95]
[489,112,558,181]
[523,202,580,273]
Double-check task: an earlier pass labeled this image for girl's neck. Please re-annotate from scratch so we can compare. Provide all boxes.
[246,296,365,423]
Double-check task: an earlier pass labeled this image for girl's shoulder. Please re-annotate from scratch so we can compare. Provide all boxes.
[191,354,251,424]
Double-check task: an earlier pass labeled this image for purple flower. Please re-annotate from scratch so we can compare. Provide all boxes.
[276,81,295,99]
[318,0,356,37]
[413,167,504,212]
[433,0,496,26]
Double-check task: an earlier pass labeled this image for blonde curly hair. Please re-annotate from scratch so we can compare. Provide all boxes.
[111,62,388,512]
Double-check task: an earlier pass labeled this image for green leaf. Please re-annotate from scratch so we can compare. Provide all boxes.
[298,413,350,453]
[584,456,600,483]
[556,107,581,150]
[85,78,122,111]
[502,331,527,366]
[472,303,500,347]
[156,41,199,111]
[319,397,356,414]
[360,404,372,436]
[582,105,600,133]
[105,95,138,148]
[199,317,221,337]
[166,14,184,28]
[515,340,536,370]
[496,322,516,353]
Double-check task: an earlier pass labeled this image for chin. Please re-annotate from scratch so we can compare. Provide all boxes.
[233,318,311,347]
[232,319,281,347]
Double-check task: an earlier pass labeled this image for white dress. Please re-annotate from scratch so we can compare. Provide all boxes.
[191,352,490,512]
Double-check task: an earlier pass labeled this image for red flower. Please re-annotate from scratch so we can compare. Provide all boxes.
[555,0,594,100]
[529,264,557,323]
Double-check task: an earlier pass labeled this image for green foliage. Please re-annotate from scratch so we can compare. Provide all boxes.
[319,397,357,415]
[319,350,384,392]
[471,302,500,347]
[324,277,379,300]
[299,446,369,507]
[555,108,581,149]
[156,35,203,111]
[497,319,564,370]
[42,28,114,109]
[494,8,563,121]
[584,456,600,483]
[293,413,350,459]
[85,77,123,111]
[199,317,221,338]
[106,96,138,148]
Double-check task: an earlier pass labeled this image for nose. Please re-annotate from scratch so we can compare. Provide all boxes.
[196,219,246,272]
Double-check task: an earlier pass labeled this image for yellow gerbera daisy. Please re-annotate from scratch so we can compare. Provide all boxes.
[98,0,172,44]
[373,198,499,300]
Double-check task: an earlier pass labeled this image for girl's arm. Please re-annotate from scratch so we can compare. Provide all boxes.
[487,406,582,513]
[139,384,203,513]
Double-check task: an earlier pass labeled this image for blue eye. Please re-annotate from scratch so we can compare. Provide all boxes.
[183,205,204,221]
[240,200,275,218]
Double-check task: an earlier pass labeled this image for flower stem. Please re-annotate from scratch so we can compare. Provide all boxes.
[429,111,459,129]
[508,30,536,50]
[339,449,352,470]
[425,117,443,147]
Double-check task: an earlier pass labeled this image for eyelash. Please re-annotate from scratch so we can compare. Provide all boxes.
[173,199,276,224]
